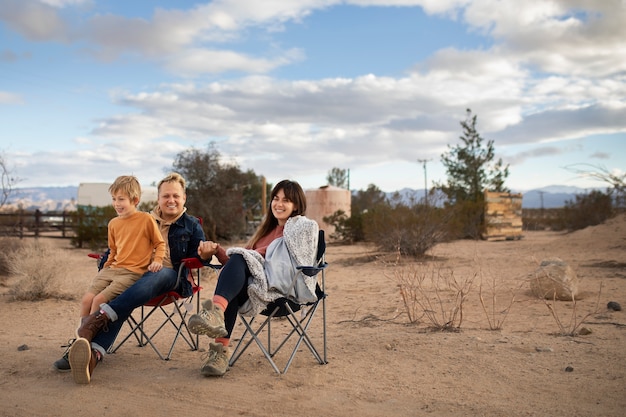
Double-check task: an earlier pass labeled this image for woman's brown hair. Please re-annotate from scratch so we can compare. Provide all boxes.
[246,179,306,248]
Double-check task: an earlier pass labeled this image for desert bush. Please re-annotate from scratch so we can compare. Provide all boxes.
[364,204,452,257]
[6,239,75,301]
[444,199,486,240]
[323,209,365,243]
[540,282,603,336]
[388,258,475,330]
[554,190,614,232]
[522,208,565,231]
[71,206,116,250]
[0,237,24,285]
[478,268,522,331]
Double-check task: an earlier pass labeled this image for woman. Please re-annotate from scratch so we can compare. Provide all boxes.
[187,179,319,377]
[54,172,219,384]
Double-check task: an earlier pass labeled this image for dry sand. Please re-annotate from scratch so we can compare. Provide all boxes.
[1,215,625,417]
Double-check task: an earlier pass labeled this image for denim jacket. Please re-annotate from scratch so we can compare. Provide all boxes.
[160,212,206,297]
[99,211,206,298]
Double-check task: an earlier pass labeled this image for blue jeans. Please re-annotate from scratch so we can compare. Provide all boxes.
[91,267,179,355]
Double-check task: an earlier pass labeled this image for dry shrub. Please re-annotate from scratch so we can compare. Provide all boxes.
[388,257,475,331]
[364,204,452,257]
[7,239,75,301]
[478,267,523,331]
[540,282,603,336]
[0,238,25,285]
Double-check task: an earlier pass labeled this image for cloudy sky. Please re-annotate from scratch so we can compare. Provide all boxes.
[1,0,625,193]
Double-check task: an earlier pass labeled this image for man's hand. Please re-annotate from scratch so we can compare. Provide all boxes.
[198,240,219,261]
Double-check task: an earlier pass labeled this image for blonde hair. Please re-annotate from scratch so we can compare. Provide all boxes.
[157,172,186,194]
[109,175,141,205]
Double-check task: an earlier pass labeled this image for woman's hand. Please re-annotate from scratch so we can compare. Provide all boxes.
[198,240,220,260]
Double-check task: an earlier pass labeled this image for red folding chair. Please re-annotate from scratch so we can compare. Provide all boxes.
[89,253,207,360]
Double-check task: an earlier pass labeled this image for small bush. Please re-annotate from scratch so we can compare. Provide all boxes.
[444,199,486,240]
[7,239,75,301]
[0,238,24,285]
[364,204,452,257]
[323,209,364,243]
[555,190,614,232]
[478,268,522,331]
[388,258,475,330]
[540,282,603,336]
[71,206,116,250]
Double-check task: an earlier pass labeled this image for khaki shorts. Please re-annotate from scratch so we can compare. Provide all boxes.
[88,267,142,302]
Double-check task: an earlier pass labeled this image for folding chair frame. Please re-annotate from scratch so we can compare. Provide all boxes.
[228,231,328,374]
[108,258,207,360]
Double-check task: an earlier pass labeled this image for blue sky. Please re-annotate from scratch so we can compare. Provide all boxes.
[1,0,625,193]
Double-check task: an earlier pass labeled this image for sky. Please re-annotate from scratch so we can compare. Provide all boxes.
[1,0,625,193]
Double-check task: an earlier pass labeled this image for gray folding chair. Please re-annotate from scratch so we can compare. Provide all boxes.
[228,230,328,374]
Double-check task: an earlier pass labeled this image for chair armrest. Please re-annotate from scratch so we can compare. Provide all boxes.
[297,262,328,277]
[181,257,222,270]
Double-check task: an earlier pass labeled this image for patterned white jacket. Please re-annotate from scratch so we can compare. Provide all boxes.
[227,215,319,316]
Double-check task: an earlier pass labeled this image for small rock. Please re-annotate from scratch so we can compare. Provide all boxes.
[578,327,592,335]
[17,344,29,351]
[607,301,622,311]
[565,366,574,372]
[535,346,553,353]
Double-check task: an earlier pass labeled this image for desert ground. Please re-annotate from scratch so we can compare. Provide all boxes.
[1,215,625,417]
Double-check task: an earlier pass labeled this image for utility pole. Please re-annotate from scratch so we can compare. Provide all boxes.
[417,158,432,205]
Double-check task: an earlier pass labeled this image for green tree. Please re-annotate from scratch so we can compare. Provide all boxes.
[324,184,386,243]
[436,109,510,239]
[352,184,386,213]
[171,144,263,240]
[326,167,350,189]
[439,109,510,204]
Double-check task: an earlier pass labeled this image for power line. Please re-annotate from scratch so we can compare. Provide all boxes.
[417,158,432,205]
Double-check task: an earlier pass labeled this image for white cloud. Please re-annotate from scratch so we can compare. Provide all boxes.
[2,1,625,191]
[0,0,68,41]
[39,0,92,7]
[0,91,24,104]
[164,47,305,75]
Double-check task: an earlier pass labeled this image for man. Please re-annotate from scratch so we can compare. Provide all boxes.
[54,172,221,384]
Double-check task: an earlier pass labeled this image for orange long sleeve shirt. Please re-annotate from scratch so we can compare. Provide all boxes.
[103,211,165,274]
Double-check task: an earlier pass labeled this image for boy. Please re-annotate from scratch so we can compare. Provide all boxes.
[70,175,165,383]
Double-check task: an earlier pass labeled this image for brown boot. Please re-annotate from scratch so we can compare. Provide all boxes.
[77,311,109,342]
[69,338,102,384]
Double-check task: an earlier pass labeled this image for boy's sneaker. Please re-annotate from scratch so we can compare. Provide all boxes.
[188,299,227,338]
[201,342,230,377]
[69,337,101,384]
[52,339,75,372]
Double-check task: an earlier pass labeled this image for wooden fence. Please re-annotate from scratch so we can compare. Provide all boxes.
[0,210,77,239]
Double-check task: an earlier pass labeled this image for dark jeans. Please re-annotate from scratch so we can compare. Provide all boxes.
[91,267,179,355]
[214,254,251,337]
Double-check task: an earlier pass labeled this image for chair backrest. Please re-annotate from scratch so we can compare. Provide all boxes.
[315,230,326,264]
[88,250,109,271]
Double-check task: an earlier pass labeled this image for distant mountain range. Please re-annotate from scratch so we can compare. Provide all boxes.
[6,186,78,212]
[385,185,597,209]
[5,184,598,212]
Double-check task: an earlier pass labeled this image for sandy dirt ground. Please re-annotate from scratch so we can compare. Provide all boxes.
[1,215,625,417]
